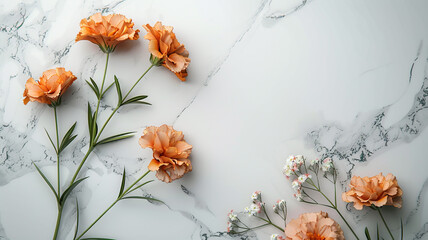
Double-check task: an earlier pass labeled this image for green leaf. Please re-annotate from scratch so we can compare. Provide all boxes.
[114,75,122,106]
[87,103,96,146]
[96,132,135,145]
[126,180,154,195]
[73,199,80,240]
[44,129,57,153]
[376,224,379,240]
[365,227,372,240]
[86,79,100,98]
[81,238,115,240]
[60,177,88,205]
[101,82,115,98]
[120,196,164,204]
[90,78,100,97]
[118,168,126,199]
[121,95,150,106]
[33,162,59,202]
[87,103,93,134]
[59,122,77,153]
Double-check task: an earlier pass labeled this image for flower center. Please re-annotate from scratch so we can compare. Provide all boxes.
[307,233,326,240]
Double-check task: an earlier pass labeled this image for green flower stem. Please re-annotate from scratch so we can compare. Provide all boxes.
[307,179,360,240]
[53,105,61,197]
[52,204,63,240]
[75,198,119,240]
[254,216,284,232]
[94,64,154,144]
[377,207,395,240]
[92,52,110,129]
[123,64,154,100]
[69,53,110,186]
[75,170,151,240]
[52,105,63,240]
[70,146,93,185]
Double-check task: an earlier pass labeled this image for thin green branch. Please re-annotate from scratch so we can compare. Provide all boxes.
[377,207,395,240]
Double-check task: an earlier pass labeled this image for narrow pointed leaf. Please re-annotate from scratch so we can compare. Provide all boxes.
[376,224,379,240]
[114,75,122,106]
[120,196,164,204]
[101,82,115,98]
[96,132,135,145]
[73,199,80,240]
[128,101,151,105]
[365,227,371,240]
[122,95,149,105]
[44,129,57,153]
[91,112,98,145]
[33,162,59,202]
[118,168,126,198]
[81,238,115,240]
[126,180,154,195]
[60,177,89,205]
[87,103,93,134]
[59,122,77,153]
[90,78,100,96]
[86,80,100,98]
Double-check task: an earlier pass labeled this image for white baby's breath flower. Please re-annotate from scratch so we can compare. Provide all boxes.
[283,166,292,177]
[273,204,279,213]
[249,203,261,216]
[227,210,238,222]
[298,174,308,183]
[295,155,304,164]
[271,234,285,240]
[244,206,251,215]
[294,192,302,201]
[310,158,319,166]
[278,200,286,209]
[292,179,300,190]
[227,221,234,233]
[251,191,261,202]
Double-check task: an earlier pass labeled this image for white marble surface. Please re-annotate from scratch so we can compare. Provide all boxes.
[1,0,428,239]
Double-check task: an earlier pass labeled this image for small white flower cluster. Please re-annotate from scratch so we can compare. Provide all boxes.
[244,203,262,216]
[272,199,286,214]
[227,210,238,222]
[310,158,319,166]
[227,221,233,233]
[244,191,264,216]
[290,173,311,201]
[226,210,238,232]
[271,234,285,240]
[321,158,333,172]
[294,191,302,201]
[283,155,304,177]
[251,191,261,202]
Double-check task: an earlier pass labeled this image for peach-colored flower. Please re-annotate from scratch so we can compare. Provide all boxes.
[143,22,190,81]
[342,173,402,210]
[23,68,77,105]
[76,13,139,53]
[139,124,192,183]
[285,212,345,240]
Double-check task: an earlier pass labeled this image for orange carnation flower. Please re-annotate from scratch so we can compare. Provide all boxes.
[285,212,345,240]
[143,22,190,81]
[139,124,192,183]
[342,173,403,210]
[76,13,139,53]
[23,68,77,105]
